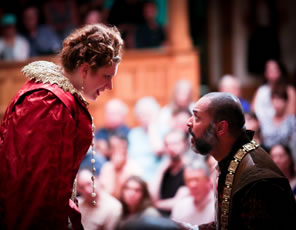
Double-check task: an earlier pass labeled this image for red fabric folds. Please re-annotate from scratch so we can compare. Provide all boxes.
[0,81,92,230]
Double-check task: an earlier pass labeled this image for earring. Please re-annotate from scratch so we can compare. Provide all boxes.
[81,78,85,93]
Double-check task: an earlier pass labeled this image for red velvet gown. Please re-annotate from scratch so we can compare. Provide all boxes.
[0,61,93,230]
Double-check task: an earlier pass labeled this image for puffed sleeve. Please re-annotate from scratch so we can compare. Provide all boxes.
[1,89,80,230]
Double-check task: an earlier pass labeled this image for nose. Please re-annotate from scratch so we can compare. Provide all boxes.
[187,116,193,128]
[106,79,113,90]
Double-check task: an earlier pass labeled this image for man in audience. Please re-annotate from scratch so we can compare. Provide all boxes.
[0,13,29,60]
[99,133,141,199]
[77,169,122,230]
[171,158,215,226]
[95,98,130,159]
[149,129,188,217]
[218,74,250,113]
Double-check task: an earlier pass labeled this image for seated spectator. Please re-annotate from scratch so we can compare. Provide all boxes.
[0,13,29,60]
[218,74,251,113]
[149,129,188,217]
[118,175,160,227]
[79,148,107,176]
[83,9,103,25]
[77,169,122,230]
[43,0,78,42]
[21,6,61,57]
[135,0,166,49]
[99,133,142,199]
[128,96,164,182]
[117,215,180,230]
[158,79,195,137]
[244,111,263,145]
[95,98,130,159]
[252,59,296,123]
[260,84,296,155]
[171,158,215,226]
[270,144,296,197]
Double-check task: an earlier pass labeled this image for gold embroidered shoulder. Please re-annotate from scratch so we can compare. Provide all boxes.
[22,61,88,106]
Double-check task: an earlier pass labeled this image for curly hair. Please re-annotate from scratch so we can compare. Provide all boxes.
[60,23,124,73]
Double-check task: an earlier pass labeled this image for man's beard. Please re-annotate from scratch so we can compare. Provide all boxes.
[188,123,218,155]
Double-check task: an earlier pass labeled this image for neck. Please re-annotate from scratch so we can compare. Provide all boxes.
[212,137,236,162]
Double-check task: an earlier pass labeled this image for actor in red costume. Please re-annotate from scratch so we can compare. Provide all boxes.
[0,24,123,230]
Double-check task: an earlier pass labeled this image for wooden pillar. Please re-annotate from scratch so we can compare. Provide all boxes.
[168,0,193,51]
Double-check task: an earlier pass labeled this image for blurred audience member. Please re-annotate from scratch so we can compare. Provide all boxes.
[149,129,188,217]
[95,98,130,159]
[171,158,215,226]
[117,215,180,230]
[118,175,160,227]
[128,96,164,182]
[99,133,141,199]
[135,0,166,49]
[43,0,78,42]
[158,79,195,136]
[79,148,107,176]
[83,9,103,25]
[270,144,296,197]
[77,169,122,230]
[244,111,263,145]
[21,6,61,57]
[252,59,296,123]
[218,74,250,113]
[0,13,29,60]
[260,84,296,156]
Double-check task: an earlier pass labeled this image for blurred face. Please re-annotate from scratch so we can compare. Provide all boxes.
[82,63,119,100]
[85,10,102,25]
[271,96,287,116]
[172,111,191,132]
[110,137,127,170]
[23,7,38,31]
[143,2,157,20]
[164,132,187,160]
[122,179,143,210]
[77,170,96,203]
[187,98,218,155]
[245,114,260,132]
[270,145,290,173]
[265,60,281,83]
[104,103,127,129]
[185,169,211,204]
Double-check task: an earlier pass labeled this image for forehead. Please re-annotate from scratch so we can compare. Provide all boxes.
[185,168,207,179]
[97,63,118,75]
[192,97,212,117]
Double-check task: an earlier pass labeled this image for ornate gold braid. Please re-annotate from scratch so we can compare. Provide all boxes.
[220,140,259,230]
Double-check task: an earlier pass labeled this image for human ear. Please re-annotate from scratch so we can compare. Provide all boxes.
[79,63,90,79]
[216,120,228,136]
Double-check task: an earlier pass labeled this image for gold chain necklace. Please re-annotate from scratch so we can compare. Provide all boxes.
[220,140,259,230]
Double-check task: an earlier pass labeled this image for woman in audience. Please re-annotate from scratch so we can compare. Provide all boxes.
[244,111,263,145]
[252,59,296,123]
[260,84,296,156]
[270,144,296,198]
[118,175,160,227]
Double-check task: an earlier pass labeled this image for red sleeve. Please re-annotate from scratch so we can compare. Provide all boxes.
[0,89,79,230]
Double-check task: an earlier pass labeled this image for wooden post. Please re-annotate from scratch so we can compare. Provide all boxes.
[168,0,193,52]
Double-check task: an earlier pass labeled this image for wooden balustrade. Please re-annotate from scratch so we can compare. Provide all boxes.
[0,49,200,127]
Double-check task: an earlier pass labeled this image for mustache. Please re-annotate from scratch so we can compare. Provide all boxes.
[188,127,196,138]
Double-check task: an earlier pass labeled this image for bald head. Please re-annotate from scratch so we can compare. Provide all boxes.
[201,92,245,137]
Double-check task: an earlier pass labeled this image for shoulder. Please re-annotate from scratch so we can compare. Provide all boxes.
[100,191,122,211]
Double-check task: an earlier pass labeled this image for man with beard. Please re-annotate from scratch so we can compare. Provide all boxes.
[185,92,296,230]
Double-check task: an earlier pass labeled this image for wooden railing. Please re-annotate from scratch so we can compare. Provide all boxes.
[0,48,200,127]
